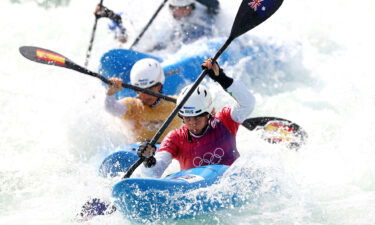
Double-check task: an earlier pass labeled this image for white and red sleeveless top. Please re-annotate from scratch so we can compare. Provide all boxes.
[158,107,240,170]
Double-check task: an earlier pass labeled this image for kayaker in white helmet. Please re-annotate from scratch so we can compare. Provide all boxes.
[138,58,255,177]
[105,58,182,142]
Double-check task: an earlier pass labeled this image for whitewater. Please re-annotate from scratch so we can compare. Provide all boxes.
[1,0,375,224]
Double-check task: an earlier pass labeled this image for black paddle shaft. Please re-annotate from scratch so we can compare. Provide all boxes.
[130,0,169,49]
[122,68,210,178]
[65,60,177,102]
[123,0,284,179]
[84,0,104,67]
[123,40,243,179]
[18,46,176,103]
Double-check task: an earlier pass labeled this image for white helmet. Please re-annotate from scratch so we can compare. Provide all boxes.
[130,58,165,89]
[177,84,213,117]
[169,0,194,7]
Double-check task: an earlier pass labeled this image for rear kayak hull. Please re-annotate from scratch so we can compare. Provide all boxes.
[112,165,232,222]
[99,144,272,222]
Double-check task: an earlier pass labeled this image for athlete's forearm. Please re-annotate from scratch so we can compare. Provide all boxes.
[140,151,173,178]
[227,80,255,123]
[104,95,127,116]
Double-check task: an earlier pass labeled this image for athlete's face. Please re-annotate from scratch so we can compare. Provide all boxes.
[182,114,210,135]
[170,5,193,20]
[138,84,162,106]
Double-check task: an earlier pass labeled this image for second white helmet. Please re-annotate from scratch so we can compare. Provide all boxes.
[169,0,195,7]
[177,84,213,117]
[130,58,165,89]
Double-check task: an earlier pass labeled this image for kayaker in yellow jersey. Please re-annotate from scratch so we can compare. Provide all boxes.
[105,58,182,142]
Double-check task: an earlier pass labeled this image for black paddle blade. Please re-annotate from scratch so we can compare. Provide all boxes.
[230,0,283,39]
[242,117,307,150]
[19,46,71,68]
[213,0,283,60]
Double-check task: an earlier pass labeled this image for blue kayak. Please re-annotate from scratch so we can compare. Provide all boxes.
[99,144,159,178]
[112,164,230,222]
[99,38,285,98]
[98,144,259,222]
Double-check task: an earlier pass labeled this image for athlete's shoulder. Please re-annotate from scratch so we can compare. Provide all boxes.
[118,97,144,116]
[119,96,138,103]
[214,107,232,119]
[157,97,177,110]
[214,107,240,136]
[119,97,142,107]
[163,125,187,141]
[159,97,177,106]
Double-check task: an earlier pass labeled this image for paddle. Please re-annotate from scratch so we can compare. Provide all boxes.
[129,0,169,49]
[122,0,285,179]
[242,117,307,150]
[84,0,104,68]
[18,46,307,150]
[18,46,176,102]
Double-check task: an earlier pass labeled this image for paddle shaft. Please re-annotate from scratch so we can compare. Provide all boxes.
[84,0,104,67]
[151,37,232,143]
[129,0,168,49]
[63,60,176,102]
[19,45,176,103]
[123,37,233,178]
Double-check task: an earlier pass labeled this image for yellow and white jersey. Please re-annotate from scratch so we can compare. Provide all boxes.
[106,95,182,142]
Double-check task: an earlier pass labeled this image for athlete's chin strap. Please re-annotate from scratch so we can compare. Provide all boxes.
[187,115,212,142]
[150,97,161,107]
[137,84,163,107]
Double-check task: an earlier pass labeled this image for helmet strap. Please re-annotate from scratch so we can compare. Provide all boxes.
[150,97,161,107]
[136,83,163,107]
[149,84,163,107]
[186,116,211,141]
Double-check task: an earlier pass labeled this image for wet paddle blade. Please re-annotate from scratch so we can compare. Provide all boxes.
[242,117,308,150]
[19,46,71,68]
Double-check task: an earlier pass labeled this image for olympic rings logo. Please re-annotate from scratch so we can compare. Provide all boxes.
[192,148,225,167]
